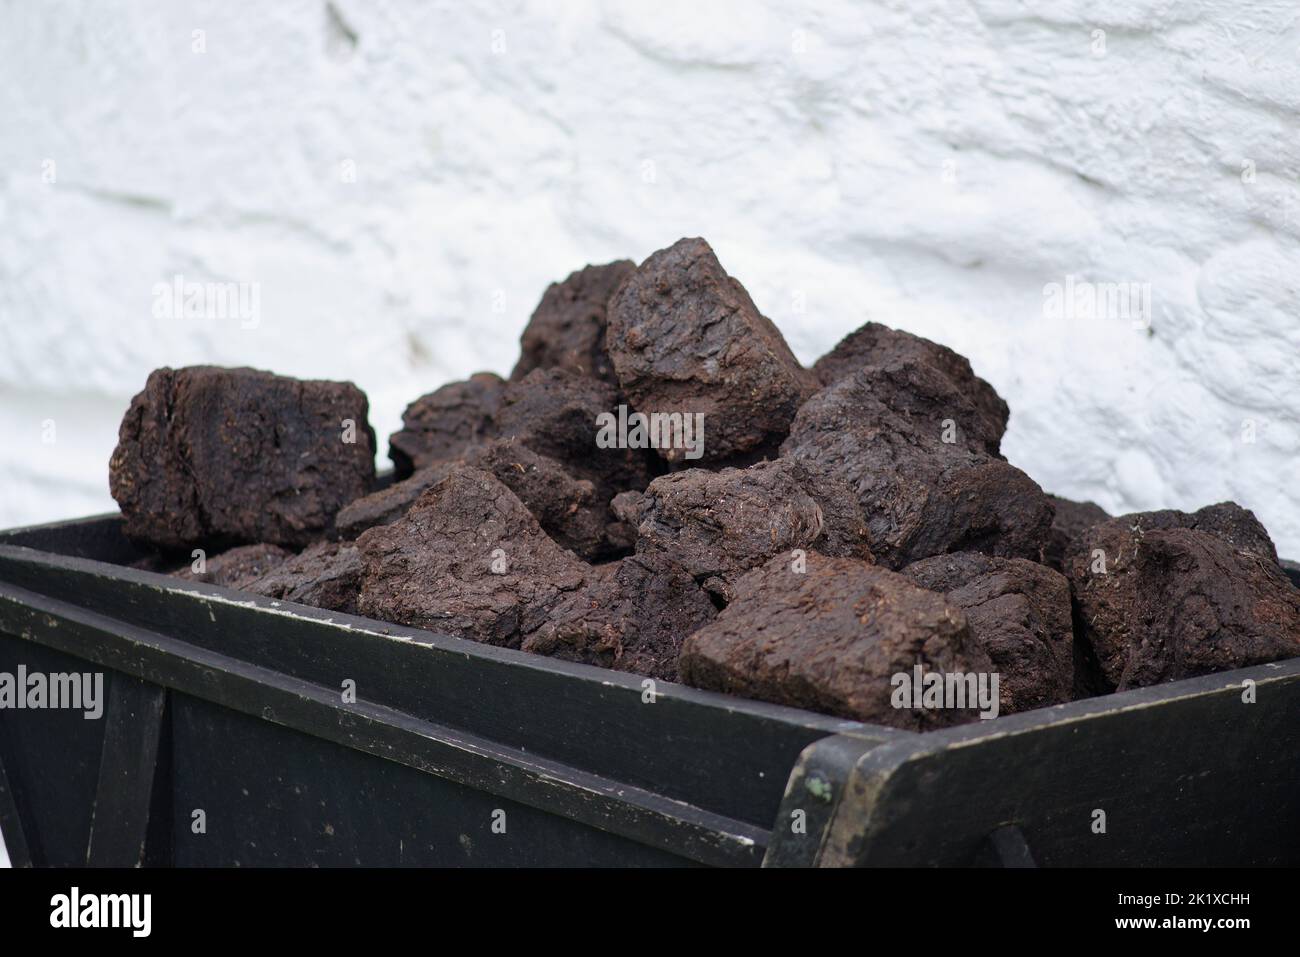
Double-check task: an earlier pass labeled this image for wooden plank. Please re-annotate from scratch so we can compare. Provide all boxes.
[0,636,111,866]
[820,658,1300,866]
[762,731,901,867]
[84,675,167,867]
[0,582,768,867]
[0,514,148,565]
[980,825,1037,868]
[169,694,701,866]
[0,742,34,867]
[141,701,174,866]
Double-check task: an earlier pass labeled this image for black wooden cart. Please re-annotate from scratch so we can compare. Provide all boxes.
[0,514,1296,867]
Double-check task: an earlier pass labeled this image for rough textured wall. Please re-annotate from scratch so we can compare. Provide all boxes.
[1,0,1297,558]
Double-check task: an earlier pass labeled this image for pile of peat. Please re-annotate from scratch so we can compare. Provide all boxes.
[108,238,1300,730]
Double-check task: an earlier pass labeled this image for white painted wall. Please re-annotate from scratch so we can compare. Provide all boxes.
[1,0,1298,563]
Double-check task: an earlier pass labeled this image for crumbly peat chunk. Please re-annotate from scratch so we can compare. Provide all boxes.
[387,373,505,477]
[522,552,717,681]
[496,367,658,494]
[635,459,871,602]
[355,466,588,646]
[1064,504,1300,690]
[243,540,365,615]
[782,364,1053,569]
[812,321,1009,455]
[109,366,375,550]
[1043,495,1110,572]
[171,543,292,588]
[605,237,818,463]
[679,553,994,729]
[464,440,618,560]
[511,260,636,384]
[903,552,1073,713]
[334,461,460,540]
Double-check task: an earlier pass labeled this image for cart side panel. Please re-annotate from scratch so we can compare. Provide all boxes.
[821,660,1300,866]
[0,516,150,566]
[0,635,112,866]
[169,693,700,867]
[0,545,869,829]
